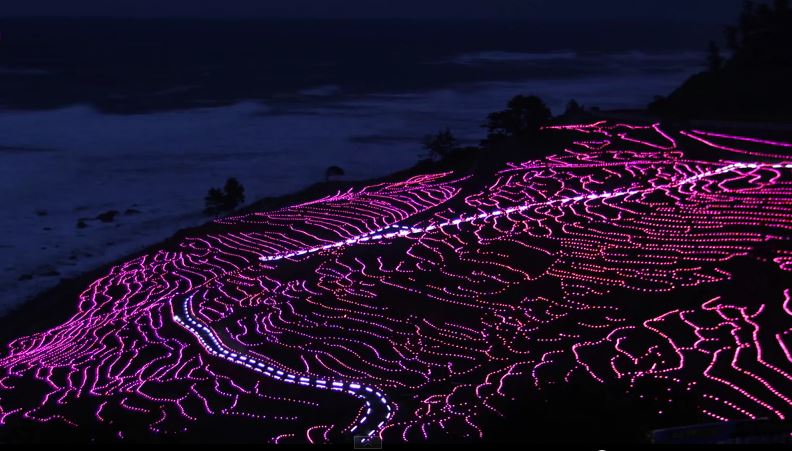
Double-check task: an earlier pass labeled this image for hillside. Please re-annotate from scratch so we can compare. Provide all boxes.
[649,0,792,121]
[0,121,790,444]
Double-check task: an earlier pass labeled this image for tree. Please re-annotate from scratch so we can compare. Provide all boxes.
[564,99,584,116]
[422,128,458,161]
[725,25,740,51]
[204,178,245,216]
[483,95,551,142]
[648,0,792,120]
[756,2,774,23]
[648,95,669,114]
[707,41,724,72]
[325,165,345,181]
[204,187,226,216]
[740,1,756,35]
[223,177,245,210]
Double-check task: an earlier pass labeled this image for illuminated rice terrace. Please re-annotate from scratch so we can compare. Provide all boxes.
[0,122,790,443]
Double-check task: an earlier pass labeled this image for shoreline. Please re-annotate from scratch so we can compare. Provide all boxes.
[2,108,790,345]
[0,112,790,444]
[0,150,475,344]
[2,109,791,345]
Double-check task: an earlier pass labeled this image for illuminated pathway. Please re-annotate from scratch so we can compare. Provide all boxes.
[173,294,392,440]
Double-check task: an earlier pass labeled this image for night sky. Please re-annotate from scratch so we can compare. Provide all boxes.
[1,0,744,23]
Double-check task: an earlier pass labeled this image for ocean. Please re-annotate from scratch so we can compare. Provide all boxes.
[0,18,716,311]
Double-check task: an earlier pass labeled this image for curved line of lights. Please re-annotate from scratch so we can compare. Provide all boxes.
[260,161,792,262]
[176,157,792,441]
[174,294,392,440]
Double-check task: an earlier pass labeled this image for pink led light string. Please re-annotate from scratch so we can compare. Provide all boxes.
[0,121,790,443]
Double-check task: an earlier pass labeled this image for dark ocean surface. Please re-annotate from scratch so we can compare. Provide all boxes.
[0,18,717,310]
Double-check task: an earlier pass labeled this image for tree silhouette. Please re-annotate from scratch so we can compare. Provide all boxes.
[325,165,345,181]
[484,95,551,143]
[707,41,724,72]
[422,128,458,161]
[725,25,740,50]
[565,99,584,116]
[648,0,792,120]
[223,178,245,209]
[756,2,774,22]
[204,188,226,216]
[204,178,245,216]
[740,1,756,34]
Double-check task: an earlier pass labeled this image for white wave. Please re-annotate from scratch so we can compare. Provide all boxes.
[450,51,578,65]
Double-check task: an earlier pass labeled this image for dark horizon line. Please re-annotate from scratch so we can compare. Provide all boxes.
[0,15,735,25]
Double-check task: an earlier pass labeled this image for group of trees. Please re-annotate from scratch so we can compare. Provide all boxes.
[204,94,558,217]
[652,0,792,119]
[204,177,245,216]
[708,0,791,71]
[482,95,552,144]
[422,128,458,161]
[198,3,790,218]
[423,94,554,161]
[727,0,790,62]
